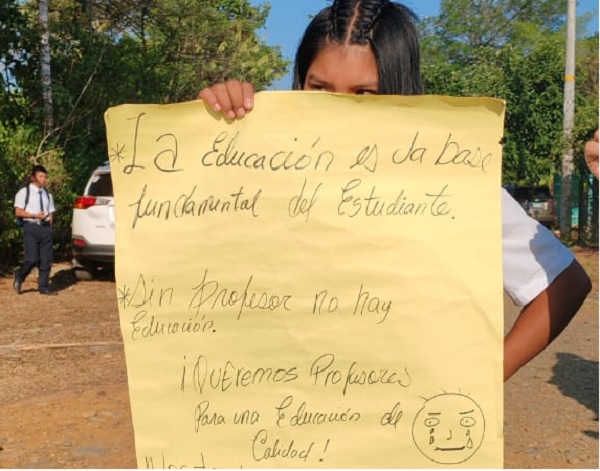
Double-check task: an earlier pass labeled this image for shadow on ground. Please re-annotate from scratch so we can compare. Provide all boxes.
[50,267,78,292]
[51,266,115,292]
[549,352,599,439]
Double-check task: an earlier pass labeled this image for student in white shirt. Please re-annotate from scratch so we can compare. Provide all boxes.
[13,164,56,295]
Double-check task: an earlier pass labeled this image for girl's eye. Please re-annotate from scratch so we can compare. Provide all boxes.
[308,83,327,91]
[356,89,377,95]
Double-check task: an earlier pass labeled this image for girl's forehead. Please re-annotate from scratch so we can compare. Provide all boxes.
[307,43,378,83]
[316,42,376,65]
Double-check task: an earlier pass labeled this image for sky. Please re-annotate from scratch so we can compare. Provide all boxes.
[250,0,600,90]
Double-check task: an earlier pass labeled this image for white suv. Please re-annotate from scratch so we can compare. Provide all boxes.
[71,162,115,280]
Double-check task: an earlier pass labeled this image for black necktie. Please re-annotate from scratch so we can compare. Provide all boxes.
[39,190,44,213]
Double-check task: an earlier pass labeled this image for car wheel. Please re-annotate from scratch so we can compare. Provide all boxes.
[94,262,115,281]
[72,258,96,281]
[74,267,95,281]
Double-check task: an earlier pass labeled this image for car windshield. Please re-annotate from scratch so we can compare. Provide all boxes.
[88,172,113,197]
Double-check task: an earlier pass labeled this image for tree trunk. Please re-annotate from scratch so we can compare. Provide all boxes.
[39,0,54,133]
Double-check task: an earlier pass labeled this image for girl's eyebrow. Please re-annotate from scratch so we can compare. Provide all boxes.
[304,73,377,91]
[305,73,329,85]
[355,82,378,90]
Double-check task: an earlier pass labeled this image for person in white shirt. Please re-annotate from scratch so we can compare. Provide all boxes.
[198,0,592,382]
[13,165,56,295]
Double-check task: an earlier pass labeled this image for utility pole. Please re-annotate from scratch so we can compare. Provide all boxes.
[39,0,54,134]
[560,0,576,237]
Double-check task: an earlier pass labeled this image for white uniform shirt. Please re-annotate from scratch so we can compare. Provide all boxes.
[14,183,56,222]
[501,188,574,306]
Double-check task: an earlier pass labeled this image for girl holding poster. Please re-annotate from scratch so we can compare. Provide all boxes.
[198,0,591,381]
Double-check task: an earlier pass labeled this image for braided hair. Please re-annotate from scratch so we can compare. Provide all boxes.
[293,0,421,95]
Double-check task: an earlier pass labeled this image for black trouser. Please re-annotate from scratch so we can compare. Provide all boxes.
[16,222,53,290]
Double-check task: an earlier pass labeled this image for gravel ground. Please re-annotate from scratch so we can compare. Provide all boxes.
[0,250,597,468]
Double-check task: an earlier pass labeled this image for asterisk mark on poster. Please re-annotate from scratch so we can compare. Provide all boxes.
[117,284,132,308]
[110,143,127,164]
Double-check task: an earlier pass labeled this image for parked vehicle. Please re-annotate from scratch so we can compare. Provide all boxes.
[71,162,115,280]
[512,185,557,228]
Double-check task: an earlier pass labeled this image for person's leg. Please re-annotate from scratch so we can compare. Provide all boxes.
[38,225,54,291]
[16,224,40,282]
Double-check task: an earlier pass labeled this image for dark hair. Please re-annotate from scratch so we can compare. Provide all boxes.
[31,165,48,176]
[292,0,421,95]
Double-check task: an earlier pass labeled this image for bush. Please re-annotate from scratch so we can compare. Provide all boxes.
[0,124,73,268]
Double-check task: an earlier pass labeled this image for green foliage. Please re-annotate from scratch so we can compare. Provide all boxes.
[0,122,74,266]
[573,34,599,151]
[421,2,599,186]
[0,124,41,265]
[0,0,287,267]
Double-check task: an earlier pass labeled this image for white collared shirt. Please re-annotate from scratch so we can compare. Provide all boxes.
[14,183,56,222]
[501,188,574,306]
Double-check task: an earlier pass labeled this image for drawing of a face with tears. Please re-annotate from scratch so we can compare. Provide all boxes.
[412,393,485,464]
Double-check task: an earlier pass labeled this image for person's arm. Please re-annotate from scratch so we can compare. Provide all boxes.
[198,80,255,119]
[15,207,45,219]
[584,129,599,178]
[504,259,591,381]
[47,193,55,226]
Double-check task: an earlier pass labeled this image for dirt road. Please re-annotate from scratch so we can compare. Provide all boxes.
[0,251,597,468]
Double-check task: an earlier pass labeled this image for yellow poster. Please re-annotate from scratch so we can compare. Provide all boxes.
[105,92,505,468]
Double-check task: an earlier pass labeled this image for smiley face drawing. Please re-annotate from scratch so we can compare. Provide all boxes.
[412,393,485,464]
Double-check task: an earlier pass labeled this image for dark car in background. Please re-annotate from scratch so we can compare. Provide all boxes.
[512,185,557,228]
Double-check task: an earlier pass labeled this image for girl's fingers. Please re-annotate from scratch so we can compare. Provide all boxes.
[584,133,599,178]
[199,80,254,119]
[225,80,247,118]
[241,82,254,111]
[198,88,222,112]
[212,83,236,119]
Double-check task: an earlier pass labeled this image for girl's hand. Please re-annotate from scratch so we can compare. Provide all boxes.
[198,80,254,119]
[584,129,599,179]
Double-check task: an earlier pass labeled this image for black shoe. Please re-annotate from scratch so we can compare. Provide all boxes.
[39,288,55,296]
[13,274,22,294]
